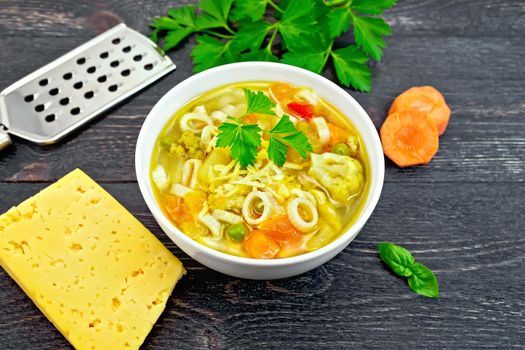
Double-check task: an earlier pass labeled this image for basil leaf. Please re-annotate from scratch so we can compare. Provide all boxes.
[408,262,439,299]
[377,242,415,277]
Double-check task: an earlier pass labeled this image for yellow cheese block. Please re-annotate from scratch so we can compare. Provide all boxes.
[0,169,185,350]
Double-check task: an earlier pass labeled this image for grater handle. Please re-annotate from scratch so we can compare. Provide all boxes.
[0,128,12,151]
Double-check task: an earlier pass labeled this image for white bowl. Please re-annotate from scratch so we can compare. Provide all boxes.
[136,62,384,280]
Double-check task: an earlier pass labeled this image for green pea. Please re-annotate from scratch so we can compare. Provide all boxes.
[227,224,247,241]
[332,143,351,156]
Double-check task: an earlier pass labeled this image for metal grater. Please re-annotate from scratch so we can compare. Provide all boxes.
[0,23,175,151]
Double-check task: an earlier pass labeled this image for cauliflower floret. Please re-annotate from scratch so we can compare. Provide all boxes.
[169,130,205,159]
[308,153,364,203]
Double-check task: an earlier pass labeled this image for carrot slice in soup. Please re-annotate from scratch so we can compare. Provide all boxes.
[163,195,193,225]
[270,82,297,104]
[260,216,301,244]
[244,230,280,259]
[389,86,451,135]
[184,191,206,216]
[380,110,439,167]
[242,113,258,124]
[327,123,348,146]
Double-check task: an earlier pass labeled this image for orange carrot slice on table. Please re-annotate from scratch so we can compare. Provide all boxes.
[380,110,439,167]
[244,230,280,259]
[389,86,451,135]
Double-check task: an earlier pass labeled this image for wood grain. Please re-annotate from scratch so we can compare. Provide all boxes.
[0,0,523,38]
[1,0,524,349]
[0,182,523,349]
[0,35,524,183]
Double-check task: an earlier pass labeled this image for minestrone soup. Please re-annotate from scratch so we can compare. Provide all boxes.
[151,82,370,259]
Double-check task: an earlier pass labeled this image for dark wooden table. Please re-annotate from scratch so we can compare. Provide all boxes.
[1,1,524,349]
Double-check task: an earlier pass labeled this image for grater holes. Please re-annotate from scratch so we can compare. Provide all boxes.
[108,84,118,92]
[121,69,131,77]
[112,38,121,45]
[144,63,154,71]
[45,114,56,122]
[49,88,59,96]
[60,97,70,106]
[24,94,34,102]
[77,57,86,65]
[87,66,96,74]
[84,91,94,99]
[122,46,131,53]
[73,82,83,89]
[97,75,107,83]
[110,60,120,68]
[63,72,73,80]
[133,54,142,62]
[71,107,81,115]
[100,52,109,59]
[35,104,45,112]
[39,78,49,86]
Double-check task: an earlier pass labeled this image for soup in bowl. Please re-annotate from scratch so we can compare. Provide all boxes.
[136,62,384,279]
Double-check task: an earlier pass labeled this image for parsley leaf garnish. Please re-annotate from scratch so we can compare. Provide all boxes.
[326,7,351,38]
[216,121,261,168]
[230,0,269,21]
[351,0,398,15]
[241,49,279,63]
[191,35,236,72]
[331,45,372,92]
[232,20,272,52]
[215,89,312,167]
[244,88,276,115]
[264,115,312,166]
[277,0,317,51]
[199,0,234,25]
[281,33,331,74]
[150,0,397,91]
[351,14,392,61]
[168,6,198,27]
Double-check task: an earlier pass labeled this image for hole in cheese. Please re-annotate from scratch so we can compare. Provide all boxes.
[70,243,83,252]
[130,269,144,277]
[112,297,121,310]
[88,319,101,328]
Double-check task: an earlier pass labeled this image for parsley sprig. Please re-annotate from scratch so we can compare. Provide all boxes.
[215,89,312,167]
[149,0,397,92]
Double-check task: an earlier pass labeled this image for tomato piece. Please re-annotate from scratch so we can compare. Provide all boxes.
[287,102,314,120]
[260,216,301,244]
[244,230,280,259]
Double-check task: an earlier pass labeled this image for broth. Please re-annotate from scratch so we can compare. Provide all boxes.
[151,81,370,259]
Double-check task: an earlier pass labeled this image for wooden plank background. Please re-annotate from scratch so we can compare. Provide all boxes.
[1,0,524,349]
